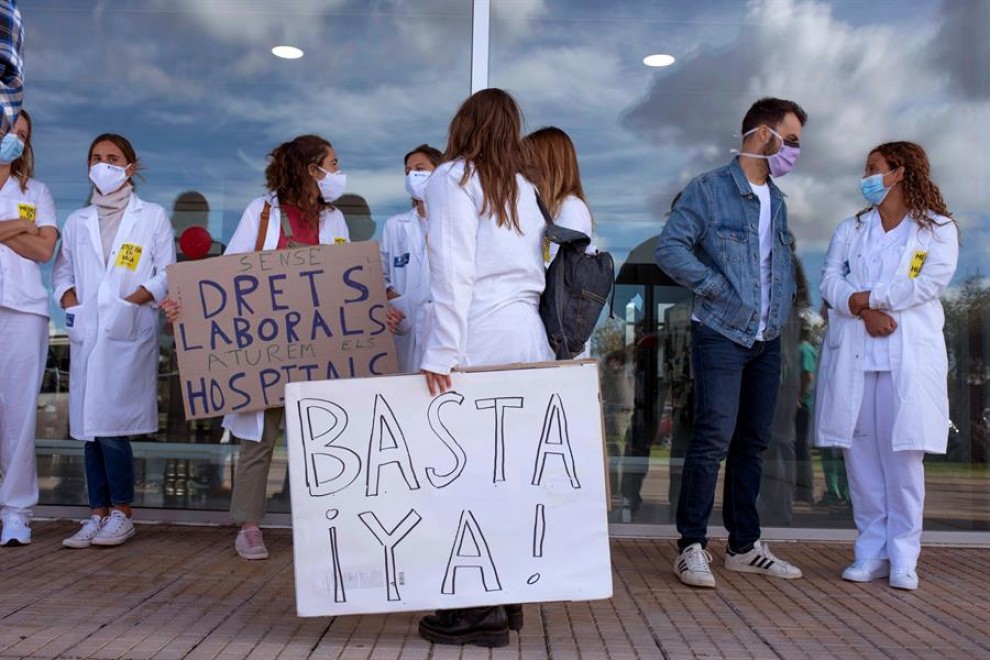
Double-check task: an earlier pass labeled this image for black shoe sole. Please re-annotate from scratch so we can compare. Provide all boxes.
[418,622,510,648]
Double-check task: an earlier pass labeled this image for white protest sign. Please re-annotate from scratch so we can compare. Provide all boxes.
[284,360,613,617]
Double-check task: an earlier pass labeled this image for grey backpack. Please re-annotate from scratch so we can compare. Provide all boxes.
[536,193,615,359]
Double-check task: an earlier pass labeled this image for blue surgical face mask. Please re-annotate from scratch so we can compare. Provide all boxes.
[860,171,893,206]
[0,132,24,164]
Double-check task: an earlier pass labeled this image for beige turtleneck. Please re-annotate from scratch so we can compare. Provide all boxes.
[92,183,132,264]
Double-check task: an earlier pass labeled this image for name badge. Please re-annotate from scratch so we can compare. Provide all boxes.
[65,312,75,328]
[18,203,36,222]
[115,242,143,270]
[394,253,410,268]
[543,236,552,264]
[909,250,927,279]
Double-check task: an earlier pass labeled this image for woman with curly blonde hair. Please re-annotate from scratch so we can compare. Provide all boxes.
[815,141,958,591]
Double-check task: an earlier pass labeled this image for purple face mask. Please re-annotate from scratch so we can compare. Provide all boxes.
[739,127,800,177]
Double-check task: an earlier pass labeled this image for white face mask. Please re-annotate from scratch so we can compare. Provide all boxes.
[315,167,347,202]
[89,163,129,195]
[405,170,431,201]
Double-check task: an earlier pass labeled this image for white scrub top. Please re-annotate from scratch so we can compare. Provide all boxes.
[861,214,911,372]
[0,177,57,316]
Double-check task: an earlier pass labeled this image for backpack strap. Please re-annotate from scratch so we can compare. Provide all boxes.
[254,201,272,252]
[536,190,592,251]
[279,207,296,247]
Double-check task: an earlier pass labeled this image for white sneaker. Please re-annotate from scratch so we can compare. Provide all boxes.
[725,540,802,579]
[1,516,31,546]
[673,543,716,588]
[63,515,104,549]
[842,559,890,583]
[890,568,919,591]
[90,511,136,547]
[235,527,269,560]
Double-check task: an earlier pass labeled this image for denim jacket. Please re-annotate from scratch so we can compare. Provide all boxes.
[655,158,796,347]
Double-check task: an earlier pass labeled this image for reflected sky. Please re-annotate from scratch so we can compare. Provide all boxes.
[22,0,990,327]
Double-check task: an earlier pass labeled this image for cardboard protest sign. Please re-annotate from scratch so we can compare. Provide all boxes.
[167,242,397,419]
[284,361,613,617]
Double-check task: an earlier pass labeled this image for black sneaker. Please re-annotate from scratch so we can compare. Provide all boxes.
[419,607,510,647]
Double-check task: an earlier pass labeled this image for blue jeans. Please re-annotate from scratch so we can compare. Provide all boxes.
[676,322,781,553]
[85,437,135,509]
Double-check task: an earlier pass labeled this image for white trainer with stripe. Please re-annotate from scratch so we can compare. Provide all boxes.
[724,540,802,579]
[673,543,717,588]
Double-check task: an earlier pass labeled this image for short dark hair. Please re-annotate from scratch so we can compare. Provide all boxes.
[741,98,808,135]
[404,144,442,167]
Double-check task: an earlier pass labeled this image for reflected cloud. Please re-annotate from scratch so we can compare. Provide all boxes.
[621,0,989,252]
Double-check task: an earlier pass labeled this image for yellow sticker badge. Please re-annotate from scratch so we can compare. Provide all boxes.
[18,203,36,222]
[115,243,143,270]
[543,236,551,264]
[909,250,927,279]
[334,236,347,245]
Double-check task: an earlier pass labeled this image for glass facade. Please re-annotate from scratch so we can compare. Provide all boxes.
[21,0,990,536]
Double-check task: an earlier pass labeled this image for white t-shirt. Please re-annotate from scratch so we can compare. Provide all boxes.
[0,177,58,317]
[751,182,772,340]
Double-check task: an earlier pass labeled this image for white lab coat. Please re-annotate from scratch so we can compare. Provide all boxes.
[380,207,432,373]
[52,192,176,440]
[814,209,959,453]
[420,160,553,374]
[221,193,350,441]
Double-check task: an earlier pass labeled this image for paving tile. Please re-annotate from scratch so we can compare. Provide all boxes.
[1,523,989,659]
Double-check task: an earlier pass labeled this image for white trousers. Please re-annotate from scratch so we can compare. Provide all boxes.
[844,371,925,570]
[0,307,46,520]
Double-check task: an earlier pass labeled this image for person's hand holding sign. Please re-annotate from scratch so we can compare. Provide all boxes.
[161,298,181,323]
[422,370,451,396]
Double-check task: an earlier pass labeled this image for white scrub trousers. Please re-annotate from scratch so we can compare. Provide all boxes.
[844,371,926,570]
[0,308,47,521]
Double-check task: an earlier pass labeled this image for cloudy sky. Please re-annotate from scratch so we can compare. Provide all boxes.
[23,0,990,318]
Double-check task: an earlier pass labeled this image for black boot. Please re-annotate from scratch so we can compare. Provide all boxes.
[504,604,524,631]
[418,606,510,647]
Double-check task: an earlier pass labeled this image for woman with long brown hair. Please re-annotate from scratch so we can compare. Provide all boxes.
[523,125,596,357]
[523,126,594,262]
[418,88,553,647]
[55,133,175,549]
[0,110,58,547]
[816,141,959,591]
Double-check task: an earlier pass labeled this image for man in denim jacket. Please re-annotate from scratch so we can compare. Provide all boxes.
[655,98,806,589]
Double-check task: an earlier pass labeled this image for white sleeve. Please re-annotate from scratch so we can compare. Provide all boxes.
[555,197,595,254]
[419,167,479,374]
[224,200,263,256]
[380,218,394,287]
[34,181,58,231]
[141,207,177,305]
[52,215,77,306]
[870,219,959,312]
[819,219,859,318]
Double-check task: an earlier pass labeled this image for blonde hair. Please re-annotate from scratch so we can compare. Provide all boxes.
[10,109,32,193]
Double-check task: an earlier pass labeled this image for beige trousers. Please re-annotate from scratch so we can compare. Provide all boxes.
[229,407,285,524]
